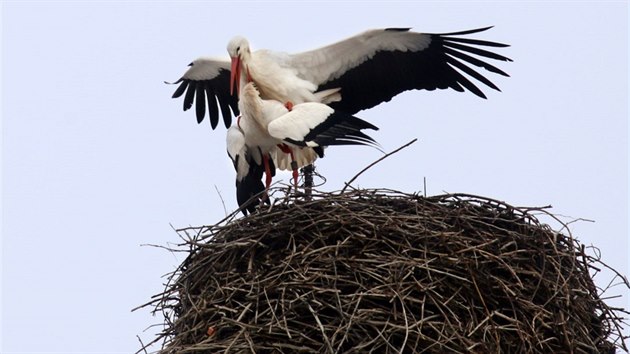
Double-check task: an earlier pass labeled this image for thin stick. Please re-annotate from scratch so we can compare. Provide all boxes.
[136,335,149,354]
[214,185,228,217]
[306,301,334,354]
[341,138,418,193]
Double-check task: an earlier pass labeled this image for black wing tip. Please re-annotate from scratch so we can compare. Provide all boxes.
[385,27,411,32]
[314,147,325,158]
[307,113,381,148]
[441,42,512,94]
[436,26,511,51]
[237,191,266,216]
[170,75,237,129]
[437,26,495,36]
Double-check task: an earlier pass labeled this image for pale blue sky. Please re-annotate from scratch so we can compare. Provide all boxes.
[2,1,628,353]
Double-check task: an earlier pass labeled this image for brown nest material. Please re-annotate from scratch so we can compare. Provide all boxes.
[138,188,629,353]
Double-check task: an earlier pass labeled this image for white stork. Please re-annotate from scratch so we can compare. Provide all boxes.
[226,81,378,213]
[169,26,511,128]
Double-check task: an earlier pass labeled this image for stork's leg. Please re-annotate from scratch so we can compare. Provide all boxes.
[284,101,294,111]
[262,154,272,190]
[277,144,298,189]
[289,151,299,189]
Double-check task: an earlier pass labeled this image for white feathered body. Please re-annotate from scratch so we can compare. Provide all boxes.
[237,83,323,171]
[244,50,319,105]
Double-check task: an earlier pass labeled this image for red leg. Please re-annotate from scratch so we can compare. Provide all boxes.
[262,154,272,190]
[284,101,294,111]
[277,143,292,154]
[289,150,298,189]
[275,144,298,188]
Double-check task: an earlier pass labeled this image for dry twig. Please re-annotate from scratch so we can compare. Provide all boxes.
[136,188,628,354]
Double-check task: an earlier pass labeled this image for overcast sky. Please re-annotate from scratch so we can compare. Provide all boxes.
[2,1,628,353]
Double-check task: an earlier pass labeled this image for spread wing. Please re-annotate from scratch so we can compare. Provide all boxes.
[168,57,239,129]
[289,26,512,114]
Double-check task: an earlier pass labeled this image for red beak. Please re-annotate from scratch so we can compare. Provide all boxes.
[230,56,241,96]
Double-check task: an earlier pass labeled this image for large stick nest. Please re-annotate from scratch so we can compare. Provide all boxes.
[140,188,629,353]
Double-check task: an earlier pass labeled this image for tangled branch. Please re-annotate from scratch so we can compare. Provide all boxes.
[136,189,629,353]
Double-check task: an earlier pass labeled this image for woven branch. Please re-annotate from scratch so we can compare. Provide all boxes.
[137,188,629,354]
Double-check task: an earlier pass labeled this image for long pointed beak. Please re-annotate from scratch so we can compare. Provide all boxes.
[230,56,241,96]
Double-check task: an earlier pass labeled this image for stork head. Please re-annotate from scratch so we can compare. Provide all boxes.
[227,36,251,96]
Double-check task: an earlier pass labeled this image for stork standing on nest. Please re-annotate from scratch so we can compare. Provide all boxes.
[168,26,511,210]
[227,82,379,214]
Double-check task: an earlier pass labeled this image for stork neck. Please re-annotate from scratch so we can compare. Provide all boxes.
[245,66,253,83]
